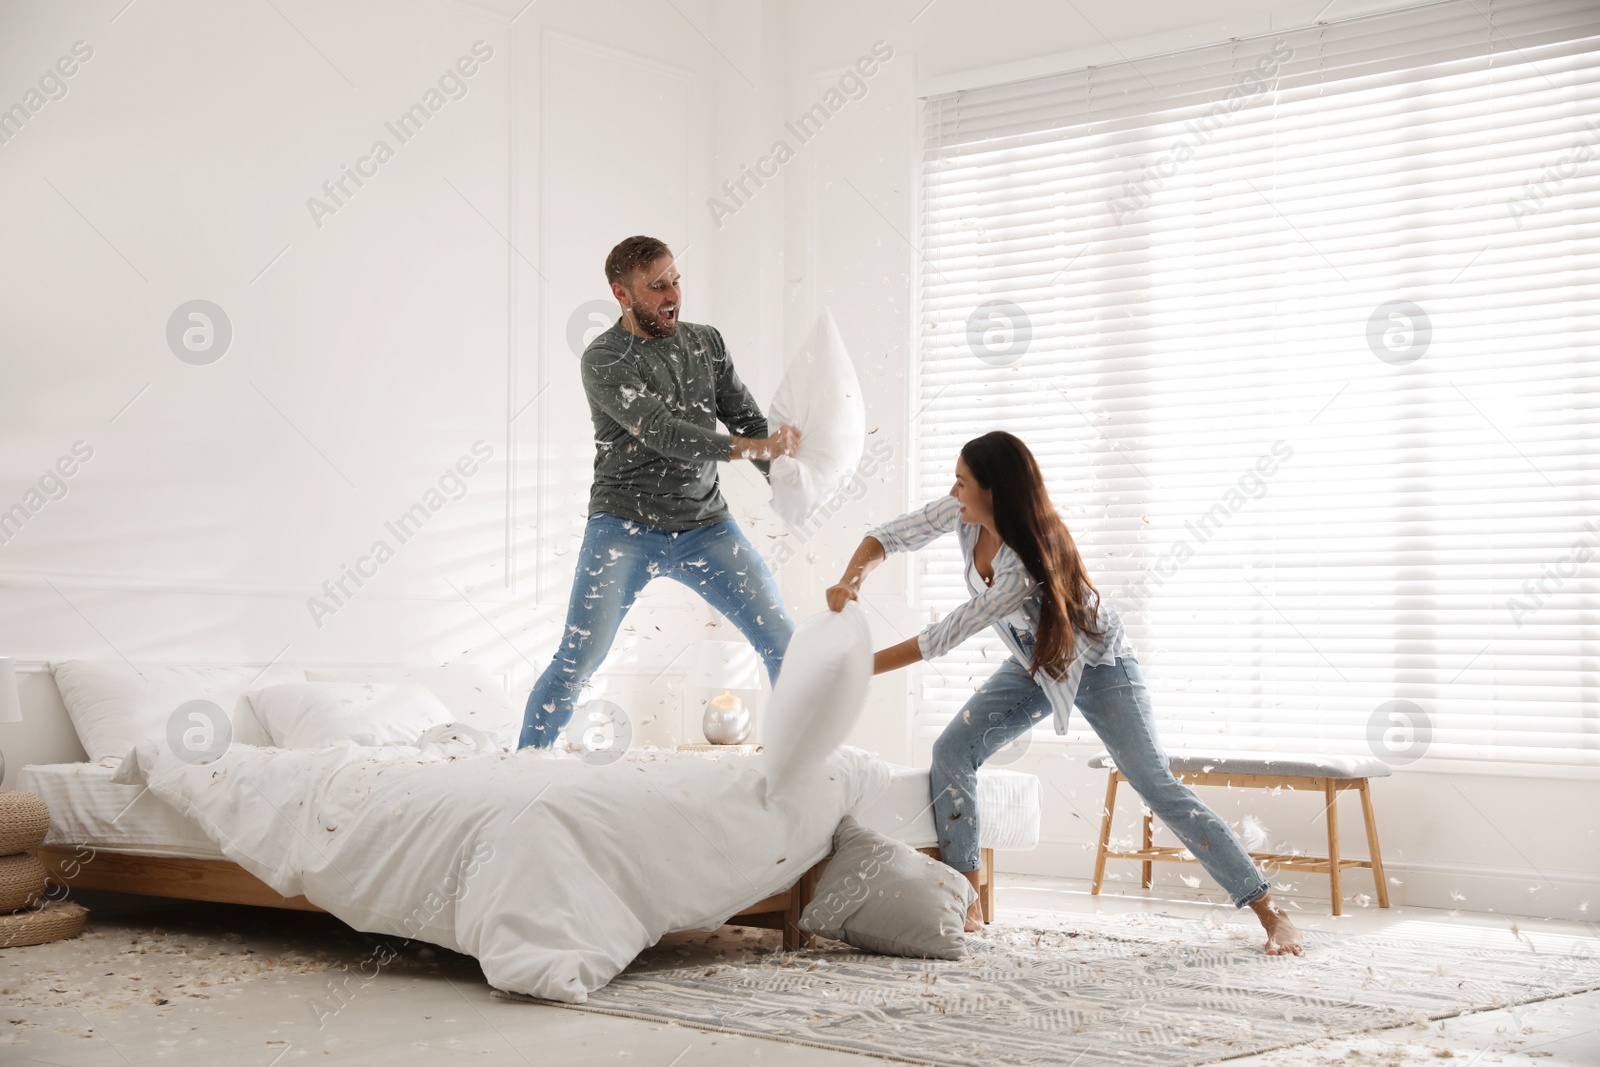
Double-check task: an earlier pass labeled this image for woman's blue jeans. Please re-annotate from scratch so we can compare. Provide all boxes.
[518,512,794,750]
[930,641,1270,908]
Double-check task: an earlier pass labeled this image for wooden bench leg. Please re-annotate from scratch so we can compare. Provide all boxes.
[1358,778,1390,908]
[1324,779,1343,916]
[1141,809,1154,889]
[1091,771,1119,896]
[980,847,995,923]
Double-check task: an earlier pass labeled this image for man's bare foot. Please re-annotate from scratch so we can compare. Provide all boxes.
[1248,893,1304,956]
[960,869,984,932]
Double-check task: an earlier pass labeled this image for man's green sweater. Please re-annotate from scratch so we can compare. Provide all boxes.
[580,319,771,531]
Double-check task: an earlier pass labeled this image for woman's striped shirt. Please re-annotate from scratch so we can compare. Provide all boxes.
[867,495,1133,732]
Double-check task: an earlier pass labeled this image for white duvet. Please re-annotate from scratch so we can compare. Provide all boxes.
[115,734,890,1002]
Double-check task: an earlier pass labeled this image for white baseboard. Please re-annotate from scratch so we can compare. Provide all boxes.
[996,842,1600,921]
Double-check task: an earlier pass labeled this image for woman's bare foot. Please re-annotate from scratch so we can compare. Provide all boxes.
[1248,893,1304,956]
[960,869,984,932]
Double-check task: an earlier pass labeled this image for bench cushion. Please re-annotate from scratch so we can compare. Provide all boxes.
[1087,751,1392,779]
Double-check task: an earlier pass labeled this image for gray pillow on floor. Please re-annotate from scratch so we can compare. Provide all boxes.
[799,816,976,959]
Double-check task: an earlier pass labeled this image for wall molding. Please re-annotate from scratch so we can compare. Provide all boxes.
[532,26,698,607]
[505,16,522,600]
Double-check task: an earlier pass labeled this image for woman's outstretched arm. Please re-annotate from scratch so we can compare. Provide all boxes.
[872,635,922,675]
[826,535,923,673]
[826,536,886,611]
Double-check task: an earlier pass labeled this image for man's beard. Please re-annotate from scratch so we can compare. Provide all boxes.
[631,302,679,338]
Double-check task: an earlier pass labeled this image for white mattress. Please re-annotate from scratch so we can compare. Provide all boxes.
[20,761,228,859]
[849,763,1041,852]
[20,756,1041,860]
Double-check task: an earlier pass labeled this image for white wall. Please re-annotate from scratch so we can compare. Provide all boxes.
[2,0,1594,919]
[0,0,773,775]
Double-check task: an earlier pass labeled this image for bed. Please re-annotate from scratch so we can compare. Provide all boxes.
[24,758,1040,934]
[21,660,1042,1001]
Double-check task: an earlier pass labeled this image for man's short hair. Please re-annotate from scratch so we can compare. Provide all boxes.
[605,236,672,289]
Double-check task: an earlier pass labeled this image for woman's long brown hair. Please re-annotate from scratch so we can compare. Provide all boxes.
[960,431,1102,682]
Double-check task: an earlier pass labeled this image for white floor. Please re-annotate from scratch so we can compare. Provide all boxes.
[3,876,1597,1067]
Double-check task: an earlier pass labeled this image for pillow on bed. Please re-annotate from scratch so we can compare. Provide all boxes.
[799,816,974,959]
[304,664,518,739]
[52,660,305,764]
[247,682,453,749]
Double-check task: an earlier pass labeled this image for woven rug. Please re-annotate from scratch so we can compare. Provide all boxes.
[523,910,1600,1067]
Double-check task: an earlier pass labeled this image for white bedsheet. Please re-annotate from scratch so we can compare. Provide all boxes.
[22,756,1042,860]
[110,735,892,1002]
[19,761,225,858]
[852,763,1041,851]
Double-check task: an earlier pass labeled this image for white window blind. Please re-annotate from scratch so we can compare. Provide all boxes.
[915,0,1600,769]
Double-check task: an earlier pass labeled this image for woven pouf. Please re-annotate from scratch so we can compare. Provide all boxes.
[0,791,50,855]
[0,901,88,948]
[0,852,48,912]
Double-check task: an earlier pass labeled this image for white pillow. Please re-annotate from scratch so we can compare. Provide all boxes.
[759,602,873,802]
[767,308,867,526]
[52,661,305,764]
[302,664,517,737]
[247,682,454,749]
[800,816,975,959]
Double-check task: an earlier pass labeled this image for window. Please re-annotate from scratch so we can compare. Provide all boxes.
[915,0,1600,769]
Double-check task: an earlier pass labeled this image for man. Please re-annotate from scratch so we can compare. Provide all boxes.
[520,235,800,750]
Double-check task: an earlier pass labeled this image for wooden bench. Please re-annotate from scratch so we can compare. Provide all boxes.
[1088,752,1392,916]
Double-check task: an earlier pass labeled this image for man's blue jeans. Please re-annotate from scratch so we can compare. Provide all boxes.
[930,640,1270,908]
[518,512,795,750]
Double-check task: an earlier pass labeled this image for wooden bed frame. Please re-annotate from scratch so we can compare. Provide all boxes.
[35,845,996,952]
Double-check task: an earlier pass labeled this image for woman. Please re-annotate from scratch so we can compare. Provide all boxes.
[826,431,1303,955]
